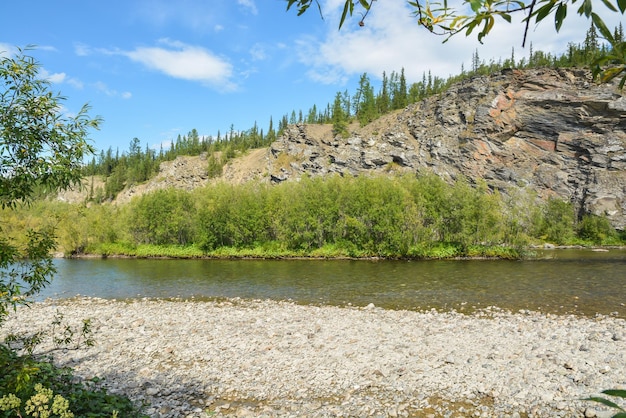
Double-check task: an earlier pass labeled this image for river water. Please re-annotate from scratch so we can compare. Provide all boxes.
[39,249,626,317]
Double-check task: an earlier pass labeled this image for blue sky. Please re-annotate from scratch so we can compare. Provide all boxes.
[2,0,620,154]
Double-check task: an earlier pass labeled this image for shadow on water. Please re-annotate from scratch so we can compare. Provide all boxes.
[43,249,626,317]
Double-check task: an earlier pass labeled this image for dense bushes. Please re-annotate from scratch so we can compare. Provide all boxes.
[129,189,195,245]
[4,174,623,259]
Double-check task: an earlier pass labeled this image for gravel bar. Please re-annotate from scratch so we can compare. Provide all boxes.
[2,297,626,417]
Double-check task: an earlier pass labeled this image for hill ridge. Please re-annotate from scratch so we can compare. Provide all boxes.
[60,67,626,228]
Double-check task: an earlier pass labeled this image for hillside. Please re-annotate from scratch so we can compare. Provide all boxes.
[60,67,626,228]
[269,68,626,229]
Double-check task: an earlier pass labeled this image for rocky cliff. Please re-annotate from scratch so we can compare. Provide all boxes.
[268,68,626,229]
[61,68,626,229]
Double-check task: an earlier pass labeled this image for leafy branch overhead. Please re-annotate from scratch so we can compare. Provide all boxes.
[285,0,626,86]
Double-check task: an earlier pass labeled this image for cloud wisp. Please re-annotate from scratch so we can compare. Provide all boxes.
[94,81,132,99]
[237,0,258,15]
[124,39,236,91]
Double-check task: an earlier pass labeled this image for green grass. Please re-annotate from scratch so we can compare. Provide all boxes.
[82,241,528,260]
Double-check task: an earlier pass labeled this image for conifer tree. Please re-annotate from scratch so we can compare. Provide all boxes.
[342,89,352,117]
[397,68,408,108]
[353,73,378,125]
[331,92,349,137]
[307,105,318,123]
[267,116,276,143]
[472,49,480,73]
[377,71,390,114]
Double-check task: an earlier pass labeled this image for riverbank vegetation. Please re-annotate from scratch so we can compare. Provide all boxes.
[3,174,624,260]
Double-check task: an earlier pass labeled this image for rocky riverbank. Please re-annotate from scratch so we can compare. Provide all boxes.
[2,298,625,417]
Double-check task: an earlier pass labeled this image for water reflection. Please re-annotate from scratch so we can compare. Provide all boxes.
[41,249,626,317]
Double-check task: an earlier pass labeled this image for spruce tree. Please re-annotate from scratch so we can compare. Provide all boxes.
[331,92,349,138]
[377,71,390,114]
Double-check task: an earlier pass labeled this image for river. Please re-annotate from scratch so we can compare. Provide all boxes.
[37,249,626,317]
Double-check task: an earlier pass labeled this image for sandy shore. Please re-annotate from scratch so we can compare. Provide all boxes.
[2,297,625,417]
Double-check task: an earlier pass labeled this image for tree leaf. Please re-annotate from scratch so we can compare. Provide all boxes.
[339,1,353,29]
[465,19,478,36]
[499,12,512,23]
[600,0,619,11]
[584,396,625,410]
[359,0,370,9]
[618,0,626,13]
[535,1,556,22]
[603,390,626,399]
[478,15,494,43]
[576,0,593,16]
[555,3,567,31]
[592,12,616,43]
[469,0,483,13]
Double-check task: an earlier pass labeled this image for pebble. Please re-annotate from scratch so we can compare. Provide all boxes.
[2,297,625,417]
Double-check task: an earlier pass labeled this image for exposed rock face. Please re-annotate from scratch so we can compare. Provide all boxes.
[269,68,626,229]
[114,155,211,205]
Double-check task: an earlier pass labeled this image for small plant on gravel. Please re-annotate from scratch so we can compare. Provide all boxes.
[1,314,146,417]
[4,310,94,356]
[0,344,146,418]
[585,389,626,417]
[0,383,74,418]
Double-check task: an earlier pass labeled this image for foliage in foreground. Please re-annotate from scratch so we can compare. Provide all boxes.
[0,48,99,327]
[0,49,143,418]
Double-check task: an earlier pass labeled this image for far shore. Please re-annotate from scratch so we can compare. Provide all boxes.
[55,244,626,261]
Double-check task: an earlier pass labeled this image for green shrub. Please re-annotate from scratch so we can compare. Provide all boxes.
[577,214,618,244]
[535,198,576,244]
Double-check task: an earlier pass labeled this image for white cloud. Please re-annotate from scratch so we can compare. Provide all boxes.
[94,81,132,99]
[249,43,267,61]
[67,78,84,89]
[124,39,235,90]
[239,68,258,80]
[39,68,84,89]
[298,0,623,85]
[74,43,92,56]
[40,68,67,84]
[133,0,228,34]
[153,139,173,151]
[0,43,18,58]
[237,0,258,15]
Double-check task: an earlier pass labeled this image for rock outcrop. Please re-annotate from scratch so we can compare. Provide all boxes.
[114,155,211,205]
[268,68,626,229]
